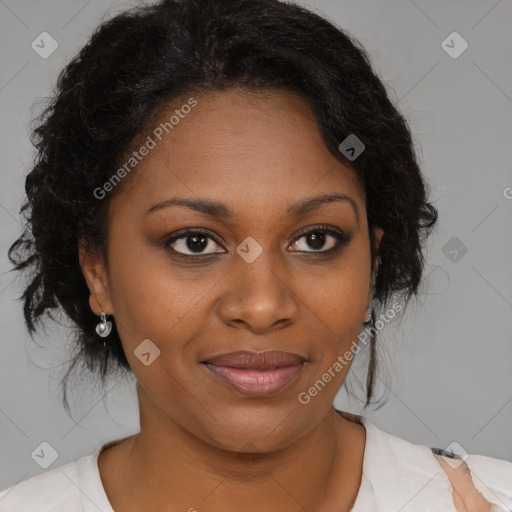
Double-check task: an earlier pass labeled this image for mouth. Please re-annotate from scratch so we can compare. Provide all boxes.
[200,350,308,397]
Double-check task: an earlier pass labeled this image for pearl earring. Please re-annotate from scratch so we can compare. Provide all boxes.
[95,309,112,338]
[364,305,373,324]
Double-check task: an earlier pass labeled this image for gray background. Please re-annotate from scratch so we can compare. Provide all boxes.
[1,0,511,491]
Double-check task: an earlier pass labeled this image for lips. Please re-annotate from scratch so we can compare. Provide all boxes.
[200,350,308,397]
[202,350,307,369]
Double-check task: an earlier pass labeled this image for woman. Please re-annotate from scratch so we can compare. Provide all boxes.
[1,0,511,510]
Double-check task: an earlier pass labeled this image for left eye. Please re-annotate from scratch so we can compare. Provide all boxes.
[289,228,349,253]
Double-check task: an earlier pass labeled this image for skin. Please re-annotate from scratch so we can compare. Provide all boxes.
[80,88,385,512]
[435,455,495,512]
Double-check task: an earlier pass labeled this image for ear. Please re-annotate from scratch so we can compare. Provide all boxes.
[364,226,385,320]
[78,239,114,317]
[371,226,385,274]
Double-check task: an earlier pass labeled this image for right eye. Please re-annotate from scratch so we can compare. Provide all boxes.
[164,229,226,256]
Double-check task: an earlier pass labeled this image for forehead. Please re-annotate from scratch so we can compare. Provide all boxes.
[110,88,366,219]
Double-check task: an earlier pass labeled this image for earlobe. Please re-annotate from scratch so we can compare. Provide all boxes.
[363,304,373,325]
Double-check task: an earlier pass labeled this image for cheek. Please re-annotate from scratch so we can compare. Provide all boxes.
[111,281,208,357]
[299,276,368,371]
[299,249,370,336]
[297,279,369,402]
[108,258,211,401]
[106,231,211,360]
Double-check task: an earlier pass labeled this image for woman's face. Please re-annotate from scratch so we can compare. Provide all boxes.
[82,88,383,452]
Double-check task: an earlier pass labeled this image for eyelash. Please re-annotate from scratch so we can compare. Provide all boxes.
[163,225,351,258]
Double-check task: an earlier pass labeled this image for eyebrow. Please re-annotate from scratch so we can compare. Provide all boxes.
[144,193,359,224]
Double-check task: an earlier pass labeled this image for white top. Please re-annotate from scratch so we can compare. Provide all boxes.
[1,413,511,511]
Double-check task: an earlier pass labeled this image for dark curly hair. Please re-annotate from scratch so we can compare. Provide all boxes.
[8,0,437,414]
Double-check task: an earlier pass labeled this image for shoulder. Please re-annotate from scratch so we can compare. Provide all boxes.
[0,438,119,512]
[465,451,512,492]
[0,460,82,511]
[359,416,512,510]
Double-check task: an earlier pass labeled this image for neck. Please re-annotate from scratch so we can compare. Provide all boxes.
[102,392,365,512]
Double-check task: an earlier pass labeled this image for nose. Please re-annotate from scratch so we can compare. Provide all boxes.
[218,251,299,334]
